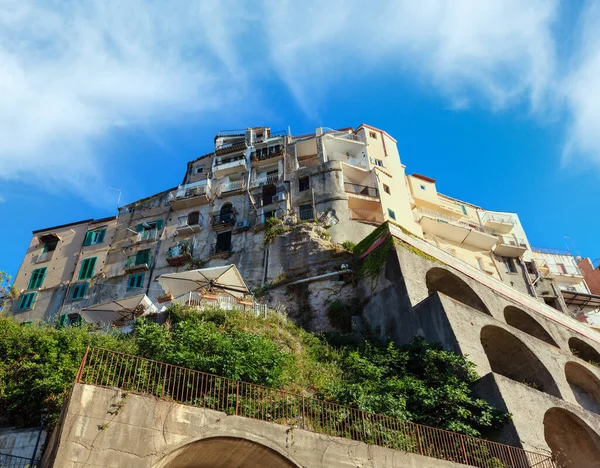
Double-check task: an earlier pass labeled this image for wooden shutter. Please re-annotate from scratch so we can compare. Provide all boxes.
[83,231,93,246]
[156,220,164,231]
[136,224,144,233]
[135,250,150,265]
[97,229,106,244]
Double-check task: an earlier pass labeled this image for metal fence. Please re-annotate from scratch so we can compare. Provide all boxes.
[171,291,270,318]
[76,348,554,468]
[344,182,379,198]
[0,453,37,468]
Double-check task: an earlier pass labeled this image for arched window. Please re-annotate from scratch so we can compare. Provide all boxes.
[480,325,561,397]
[425,267,491,315]
[544,408,600,467]
[503,306,558,347]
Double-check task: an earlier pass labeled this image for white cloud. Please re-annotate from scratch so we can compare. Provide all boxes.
[3,0,600,201]
[563,2,600,167]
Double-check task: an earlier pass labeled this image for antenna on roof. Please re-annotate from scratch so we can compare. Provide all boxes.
[108,187,122,213]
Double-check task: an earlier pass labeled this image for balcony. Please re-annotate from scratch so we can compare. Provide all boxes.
[175,215,202,235]
[211,212,236,231]
[166,243,193,267]
[350,208,384,226]
[136,229,158,243]
[217,179,246,197]
[298,205,315,221]
[250,173,280,189]
[546,264,584,284]
[213,155,247,178]
[170,179,211,210]
[481,213,515,234]
[415,208,498,250]
[344,182,379,199]
[251,144,284,166]
[34,251,54,264]
[125,254,152,272]
[494,235,528,258]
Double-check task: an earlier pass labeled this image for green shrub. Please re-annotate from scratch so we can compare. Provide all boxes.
[342,241,357,251]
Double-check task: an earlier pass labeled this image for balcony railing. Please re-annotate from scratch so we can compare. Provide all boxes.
[136,229,158,242]
[497,235,527,248]
[211,212,237,227]
[481,213,516,226]
[171,179,211,201]
[34,251,54,264]
[344,183,379,198]
[125,254,152,270]
[250,173,280,188]
[350,209,384,225]
[76,348,555,468]
[298,206,315,221]
[215,154,246,166]
[547,264,582,277]
[218,179,246,195]
[251,145,284,163]
[533,246,571,256]
[167,244,193,259]
[176,215,202,230]
[415,207,485,233]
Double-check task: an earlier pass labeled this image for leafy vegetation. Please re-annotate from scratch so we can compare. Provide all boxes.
[0,306,509,439]
[264,217,287,244]
[0,270,17,308]
[341,241,357,251]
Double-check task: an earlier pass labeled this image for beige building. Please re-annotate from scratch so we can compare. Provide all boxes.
[7,124,600,329]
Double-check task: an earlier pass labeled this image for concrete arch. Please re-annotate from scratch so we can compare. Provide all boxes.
[480,325,561,398]
[425,267,491,315]
[153,436,300,468]
[565,361,600,415]
[569,337,600,365]
[544,407,600,467]
[503,306,558,347]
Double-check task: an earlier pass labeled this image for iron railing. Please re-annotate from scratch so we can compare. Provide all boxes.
[480,213,516,226]
[167,244,193,259]
[0,453,38,468]
[218,180,245,195]
[298,206,315,221]
[171,291,270,317]
[497,235,527,248]
[136,229,158,242]
[250,173,280,188]
[33,251,54,264]
[176,215,202,230]
[170,179,211,202]
[344,183,379,198]
[532,246,571,256]
[211,212,237,227]
[215,155,246,167]
[75,348,554,468]
[252,145,284,162]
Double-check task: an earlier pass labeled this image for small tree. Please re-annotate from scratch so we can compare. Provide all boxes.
[0,271,17,309]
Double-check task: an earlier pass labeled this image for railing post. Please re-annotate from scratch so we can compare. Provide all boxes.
[301,396,305,430]
[416,425,424,456]
[75,346,90,383]
[235,381,240,416]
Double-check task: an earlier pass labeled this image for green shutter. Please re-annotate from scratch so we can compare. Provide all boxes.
[97,229,106,244]
[18,292,36,310]
[71,283,88,300]
[28,268,46,289]
[79,258,97,280]
[57,314,69,329]
[136,224,144,233]
[135,249,150,266]
[83,231,93,246]
[127,273,145,290]
[156,219,164,231]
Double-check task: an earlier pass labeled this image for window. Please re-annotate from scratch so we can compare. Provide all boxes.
[193,167,203,174]
[369,131,377,139]
[557,263,567,274]
[58,313,83,328]
[299,204,314,221]
[374,159,385,168]
[387,208,396,221]
[299,176,310,192]
[18,292,36,310]
[83,228,106,246]
[383,184,391,195]
[525,261,536,275]
[215,231,232,253]
[79,257,97,280]
[127,273,145,290]
[187,211,200,226]
[135,219,164,232]
[43,239,58,252]
[460,204,468,216]
[70,283,88,301]
[28,268,47,289]
[503,257,517,274]
[420,185,426,190]
[134,249,151,266]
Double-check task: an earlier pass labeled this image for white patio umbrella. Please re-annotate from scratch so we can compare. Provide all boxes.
[157,264,250,300]
[80,294,156,324]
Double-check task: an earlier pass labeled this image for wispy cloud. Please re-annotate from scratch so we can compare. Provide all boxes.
[2,0,600,202]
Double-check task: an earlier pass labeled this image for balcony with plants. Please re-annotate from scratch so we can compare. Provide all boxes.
[166,242,193,267]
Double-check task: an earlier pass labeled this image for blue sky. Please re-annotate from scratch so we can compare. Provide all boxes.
[1,0,600,278]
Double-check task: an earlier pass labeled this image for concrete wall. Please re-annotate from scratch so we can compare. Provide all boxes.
[45,383,468,468]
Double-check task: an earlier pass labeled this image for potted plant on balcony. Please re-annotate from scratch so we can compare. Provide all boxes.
[200,288,219,301]
[156,291,173,304]
[236,295,254,307]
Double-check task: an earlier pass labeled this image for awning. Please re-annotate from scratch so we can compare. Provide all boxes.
[80,294,156,324]
[562,290,600,309]
[157,264,249,299]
